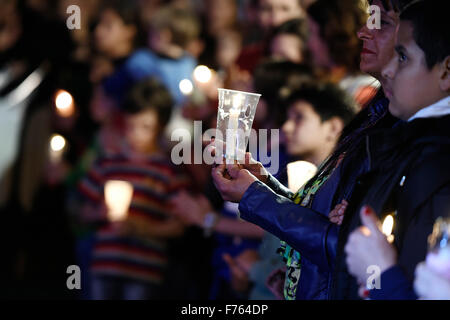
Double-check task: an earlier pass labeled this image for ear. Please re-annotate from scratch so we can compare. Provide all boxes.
[326,117,344,142]
[439,56,450,92]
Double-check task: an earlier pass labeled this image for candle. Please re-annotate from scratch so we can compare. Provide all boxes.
[193,65,212,83]
[382,214,395,244]
[49,134,67,163]
[226,107,240,160]
[104,180,134,222]
[287,161,317,193]
[55,89,75,118]
[179,79,194,96]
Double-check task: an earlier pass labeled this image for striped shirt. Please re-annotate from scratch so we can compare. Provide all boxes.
[79,152,189,284]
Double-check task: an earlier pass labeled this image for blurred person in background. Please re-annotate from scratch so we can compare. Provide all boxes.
[269,18,309,65]
[235,0,306,74]
[78,78,189,300]
[0,0,78,298]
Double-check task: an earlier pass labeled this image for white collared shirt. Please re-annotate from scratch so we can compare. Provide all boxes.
[408,96,450,122]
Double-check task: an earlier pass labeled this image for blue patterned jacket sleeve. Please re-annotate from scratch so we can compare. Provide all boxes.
[238,181,338,273]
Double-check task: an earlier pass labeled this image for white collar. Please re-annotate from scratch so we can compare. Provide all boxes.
[408,96,450,122]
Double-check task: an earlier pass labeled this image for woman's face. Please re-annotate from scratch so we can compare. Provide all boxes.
[357,0,399,79]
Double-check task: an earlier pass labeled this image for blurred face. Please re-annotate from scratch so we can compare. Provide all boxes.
[282,100,335,157]
[90,85,117,123]
[381,21,448,120]
[258,0,304,30]
[271,34,304,63]
[206,0,237,34]
[357,0,399,79]
[125,109,160,153]
[94,9,136,57]
[306,17,331,68]
[0,1,21,53]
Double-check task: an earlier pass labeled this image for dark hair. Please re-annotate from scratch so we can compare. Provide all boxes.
[269,18,309,58]
[253,60,314,125]
[122,78,174,128]
[284,83,357,126]
[400,0,450,69]
[150,6,200,49]
[307,0,367,73]
[368,0,413,13]
[99,0,145,48]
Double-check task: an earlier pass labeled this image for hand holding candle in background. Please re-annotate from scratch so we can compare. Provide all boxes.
[345,206,398,289]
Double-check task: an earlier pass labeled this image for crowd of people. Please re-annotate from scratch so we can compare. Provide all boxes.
[0,0,448,300]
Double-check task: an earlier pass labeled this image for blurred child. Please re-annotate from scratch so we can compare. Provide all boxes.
[79,78,188,300]
[269,19,308,64]
[147,5,200,106]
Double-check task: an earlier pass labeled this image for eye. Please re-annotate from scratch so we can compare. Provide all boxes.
[398,52,407,63]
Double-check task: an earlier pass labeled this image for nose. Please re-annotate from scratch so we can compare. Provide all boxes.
[381,55,398,80]
[282,119,293,136]
[357,24,373,41]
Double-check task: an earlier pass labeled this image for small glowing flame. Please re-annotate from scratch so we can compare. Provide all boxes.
[50,134,66,152]
[193,65,212,83]
[382,215,395,243]
[179,79,194,96]
[55,90,75,117]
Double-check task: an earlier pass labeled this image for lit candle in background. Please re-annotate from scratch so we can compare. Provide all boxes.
[179,79,194,96]
[55,89,75,118]
[104,180,134,222]
[287,161,317,193]
[382,214,395,244]
[193,65,212,83]
[49,134,67,163]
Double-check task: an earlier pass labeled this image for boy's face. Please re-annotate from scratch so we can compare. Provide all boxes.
[282,100,339,158]
[125,109,160,154]
[95,9,135,56]
[271,34,304,63]
[382,21,447,120]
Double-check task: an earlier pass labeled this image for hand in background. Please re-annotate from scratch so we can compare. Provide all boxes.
[345,206,397,287]
[414,262,450,300]
[169,191,213,226]
[329,200,348,226]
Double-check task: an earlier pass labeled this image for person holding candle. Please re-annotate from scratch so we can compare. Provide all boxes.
[346,210,450,300]
[78,78,189,300]
[211,0,414,300]
[331,0,450,299]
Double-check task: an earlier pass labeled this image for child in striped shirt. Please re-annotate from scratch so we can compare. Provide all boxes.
[79,78,189,299]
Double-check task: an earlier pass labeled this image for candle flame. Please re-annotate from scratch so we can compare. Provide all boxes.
[179,79,194,95]
[193,65,212,83]
[55,90,75,117]
[50,134,66,152]
[382,215,394,237]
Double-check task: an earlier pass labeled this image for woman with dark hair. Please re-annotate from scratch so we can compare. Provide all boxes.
[212,0,411,300]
